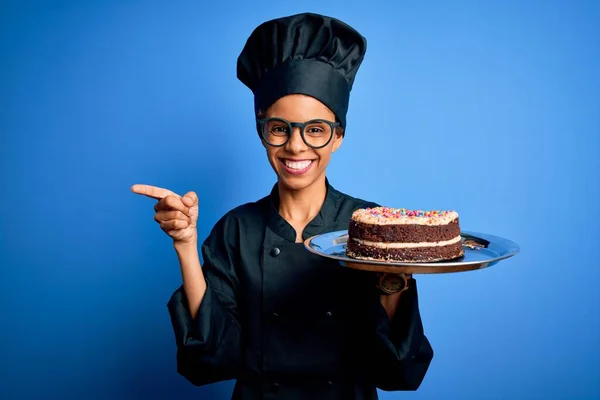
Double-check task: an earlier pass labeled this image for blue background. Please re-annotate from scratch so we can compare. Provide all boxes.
[1,0,598,399]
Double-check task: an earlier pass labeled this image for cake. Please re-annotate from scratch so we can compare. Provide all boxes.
[346,207,464,262]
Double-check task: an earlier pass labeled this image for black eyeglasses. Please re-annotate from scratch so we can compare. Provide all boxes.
[256,118,340,149]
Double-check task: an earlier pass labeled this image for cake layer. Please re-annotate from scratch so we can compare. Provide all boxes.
[352,235,462,249]
[348,218,460,243]
[346,239,464,263]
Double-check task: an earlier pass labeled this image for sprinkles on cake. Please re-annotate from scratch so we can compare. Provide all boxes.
[364,207,453,219]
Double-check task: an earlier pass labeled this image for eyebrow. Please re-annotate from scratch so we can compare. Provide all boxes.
[264,116,334,121]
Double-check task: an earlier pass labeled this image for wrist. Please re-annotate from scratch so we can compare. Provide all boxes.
[173,238,198,254]
[376,273,410,295]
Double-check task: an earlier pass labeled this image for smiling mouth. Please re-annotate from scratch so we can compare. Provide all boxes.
[282,159,314,170]
[278,158,316,174]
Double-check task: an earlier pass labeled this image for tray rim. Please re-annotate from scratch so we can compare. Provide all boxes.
[303,230,520,274]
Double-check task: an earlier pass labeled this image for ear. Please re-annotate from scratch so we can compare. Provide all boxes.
[331,129,344,153]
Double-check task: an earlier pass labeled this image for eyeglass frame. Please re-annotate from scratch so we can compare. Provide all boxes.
[256,117,341,149]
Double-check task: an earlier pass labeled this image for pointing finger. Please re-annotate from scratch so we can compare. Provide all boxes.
[131,184,179,200]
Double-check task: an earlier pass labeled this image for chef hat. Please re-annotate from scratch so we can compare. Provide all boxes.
[236,12,367,129]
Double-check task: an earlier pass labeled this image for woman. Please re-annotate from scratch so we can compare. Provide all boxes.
[132,12,433,400]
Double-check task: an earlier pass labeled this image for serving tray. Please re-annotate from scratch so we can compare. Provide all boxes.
[303,230,519,274]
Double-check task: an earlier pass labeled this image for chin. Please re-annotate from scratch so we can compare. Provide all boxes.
[277,173,309,190]
[275,168,324,192]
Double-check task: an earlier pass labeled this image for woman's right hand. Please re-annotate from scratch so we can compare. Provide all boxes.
[131,184,199,245]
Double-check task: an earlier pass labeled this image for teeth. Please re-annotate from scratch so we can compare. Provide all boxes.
[284,160,312,170]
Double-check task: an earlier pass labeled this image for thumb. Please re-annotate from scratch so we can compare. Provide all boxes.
[182,191,199,221]
[182,191,198,207]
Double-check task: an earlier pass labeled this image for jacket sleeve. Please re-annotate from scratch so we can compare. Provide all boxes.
[167,214,242,386]
[367,278,434,391]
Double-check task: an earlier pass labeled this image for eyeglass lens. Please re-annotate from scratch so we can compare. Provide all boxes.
[261,118,333,148]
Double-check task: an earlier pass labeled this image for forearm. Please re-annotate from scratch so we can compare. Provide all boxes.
[378,274,411,319]
[372,278,433,390]
[174,240,207,319]
[379,292,403,320]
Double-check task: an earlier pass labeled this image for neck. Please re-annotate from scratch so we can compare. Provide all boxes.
[277,175,327,225]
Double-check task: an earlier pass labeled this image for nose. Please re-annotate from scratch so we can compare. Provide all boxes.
[285,126,308,153]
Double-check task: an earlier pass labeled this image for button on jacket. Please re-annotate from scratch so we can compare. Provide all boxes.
[167,181,434,399]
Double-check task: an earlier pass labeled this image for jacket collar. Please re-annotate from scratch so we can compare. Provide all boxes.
[266,178,342,243]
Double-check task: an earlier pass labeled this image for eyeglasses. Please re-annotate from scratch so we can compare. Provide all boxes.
[256,118,340,149]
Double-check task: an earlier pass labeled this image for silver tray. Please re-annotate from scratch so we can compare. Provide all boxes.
[303,230,519,274]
